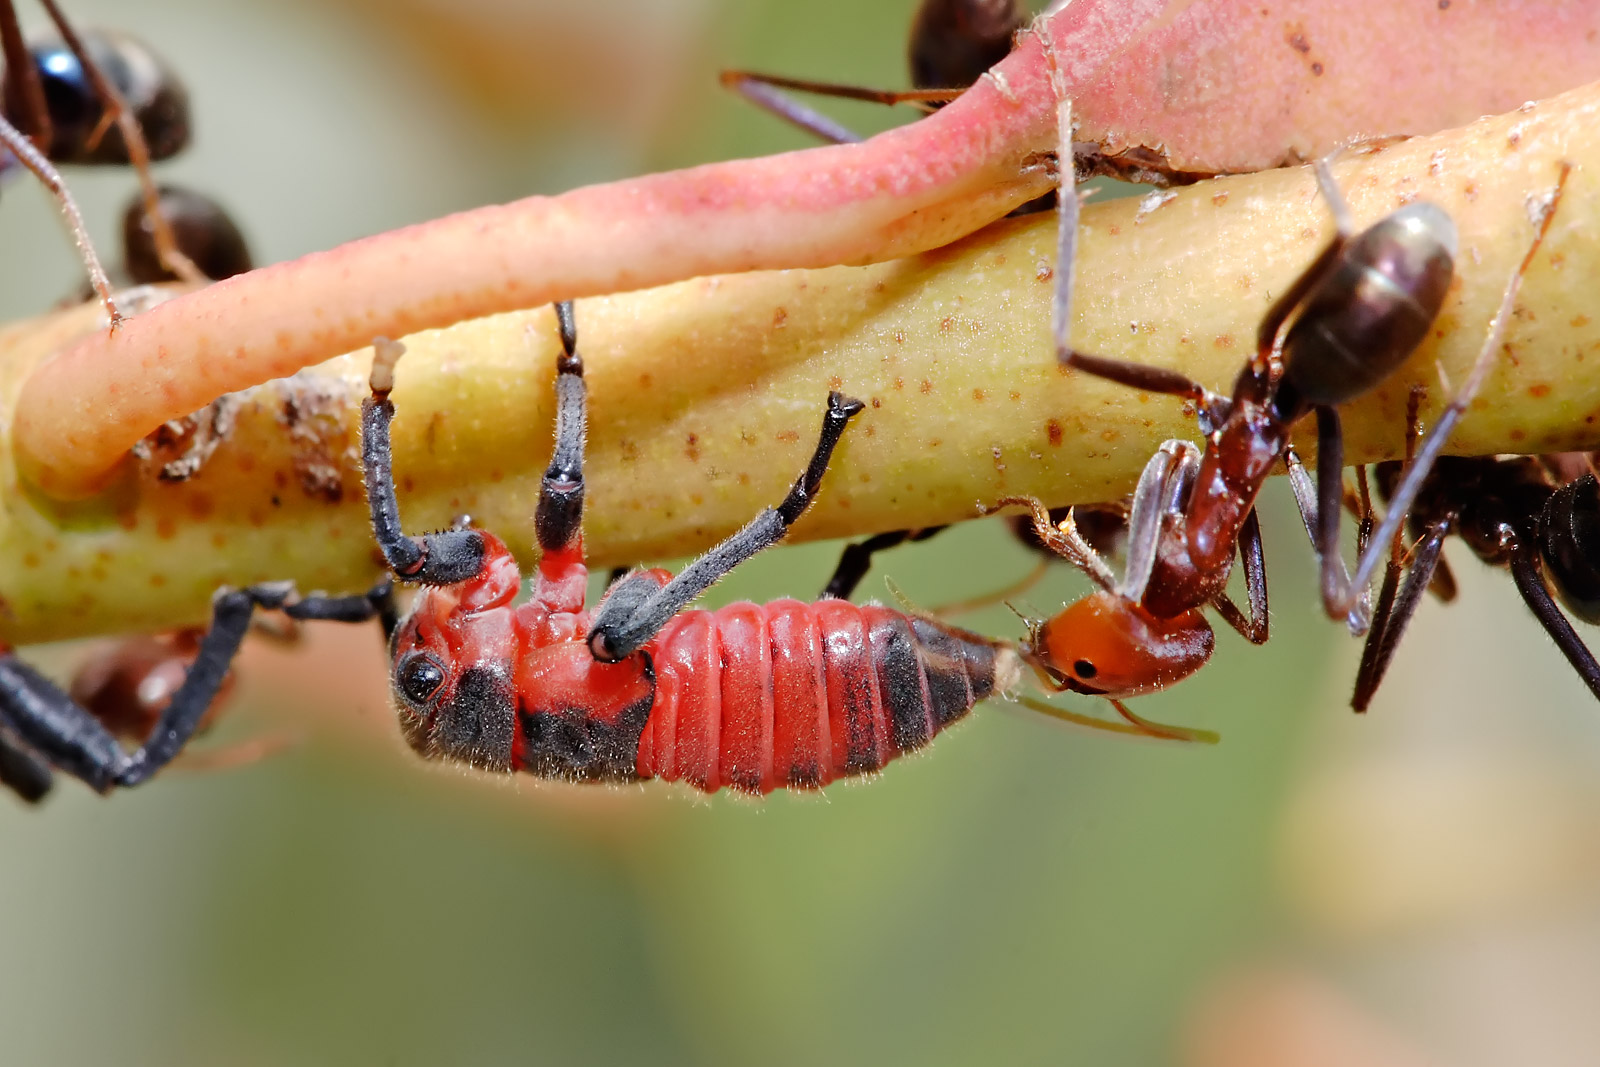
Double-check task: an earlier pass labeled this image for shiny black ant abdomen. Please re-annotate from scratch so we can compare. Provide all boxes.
[16,27,189,166]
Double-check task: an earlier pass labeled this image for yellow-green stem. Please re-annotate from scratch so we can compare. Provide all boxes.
[4,81,1599,643]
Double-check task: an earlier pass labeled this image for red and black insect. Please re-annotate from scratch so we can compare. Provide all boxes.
[999,159,1570,728]
[363,303,1021,793]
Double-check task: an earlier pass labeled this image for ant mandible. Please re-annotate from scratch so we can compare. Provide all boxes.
[1000,157,1570,726]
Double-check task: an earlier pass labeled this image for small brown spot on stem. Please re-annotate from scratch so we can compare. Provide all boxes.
[1530,383,1552,398]
[972,388,987,402]
[1046,420,1064,446]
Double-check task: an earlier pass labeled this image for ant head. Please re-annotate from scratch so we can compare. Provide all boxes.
[1021,590,1215,698]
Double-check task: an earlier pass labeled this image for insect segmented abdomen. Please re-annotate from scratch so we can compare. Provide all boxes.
[638,600,1016,794]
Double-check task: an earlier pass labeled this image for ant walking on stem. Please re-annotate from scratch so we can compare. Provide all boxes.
[997,156,1570,736]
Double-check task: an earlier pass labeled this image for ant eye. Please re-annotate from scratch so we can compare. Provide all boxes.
[396,652,446,705]
[1072,659,1098,680]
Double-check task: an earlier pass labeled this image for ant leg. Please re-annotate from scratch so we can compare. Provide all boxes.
[1120,440,1199,602]
[822,526,946,600]
[720,70,959,143]
[1508,537,1600,702]
[361,339,487,586]
[1350,162,1571,608]
[1284,445,1370,633]
[589,392,865,662]
[1314,405,1348,616]
[0,114,118,324]
[1254,158,1353,368]
[990,496,1118,593]
[720,72,863,145]
[1212,507,1269,644]
[1350,517,1450,712]
[35,0,205,284]
[0,0,49,148]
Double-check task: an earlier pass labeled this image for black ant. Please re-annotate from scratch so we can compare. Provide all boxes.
[998,158,1569,724]
[1349,395,1600,711]
[1,0,249,321]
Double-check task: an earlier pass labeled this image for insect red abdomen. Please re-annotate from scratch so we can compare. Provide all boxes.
[638,599,1015,794]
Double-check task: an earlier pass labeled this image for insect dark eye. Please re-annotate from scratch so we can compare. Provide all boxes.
[397,652,446,705]
[1072,659,1097,680]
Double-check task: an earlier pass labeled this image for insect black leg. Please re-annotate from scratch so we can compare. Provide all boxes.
[822,526,946,600]
[1509,537,1600,703]
[0,113,117,322]
[281,578,400,644]
[1350,517,1450,712]
[536,301,587,556]
[589,392,865,662]
[0,583,389,796]
[1212,507,1269,644]
[362,338,487,586]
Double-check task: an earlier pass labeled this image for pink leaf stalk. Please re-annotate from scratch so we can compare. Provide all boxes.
[17,0,1600,498]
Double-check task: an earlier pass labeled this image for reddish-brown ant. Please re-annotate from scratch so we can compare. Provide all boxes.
[999,158,1570,727]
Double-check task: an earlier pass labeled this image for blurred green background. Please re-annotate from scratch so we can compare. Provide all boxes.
[7,2,1600,1064]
